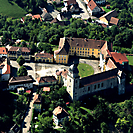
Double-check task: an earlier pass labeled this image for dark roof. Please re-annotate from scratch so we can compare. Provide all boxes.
[57,40,70,55]
[8,46,30,53]
[100,10,118,22]
[37,76,57,83]
[9,75,34,84]
[66,37,106,49]
[41,12,53,21]
[110,17,119,25]
[80,68,118,87]
[35,53,53,58]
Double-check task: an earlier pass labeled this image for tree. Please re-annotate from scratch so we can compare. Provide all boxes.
[17,66,28,76]
[101,122,109,133]
[17,55,25,66]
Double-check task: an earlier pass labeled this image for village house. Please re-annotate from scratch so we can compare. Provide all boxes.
[34,52,53,63]
[33,94,42,113]
[99,10,119,25]
[87,0,104,16]
[84,0,106,5]
[6,46,31,61]
[37,76,58,87]
[53,106,69,126]
[0,47,7,58]
[0,57,10,81]
[8,75,34,91]
[54,37,110,64]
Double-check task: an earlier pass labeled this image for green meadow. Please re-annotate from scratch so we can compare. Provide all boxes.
[0,0,26,18]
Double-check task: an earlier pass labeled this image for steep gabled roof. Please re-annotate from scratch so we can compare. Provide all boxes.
[106,58,117,70]
[87,0,98,11]
[33,94,42,104]
[0,47,7,55]
[110,52,129,64]
[66,37,106,49]
[37,76,57,84]
[53,106,69,119]
[80,68,118,87]
[8,46,30,53]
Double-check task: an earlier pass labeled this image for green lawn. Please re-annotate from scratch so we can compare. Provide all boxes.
[127,56,133,65]
[129,0,133,3]
[102,6,112,13]
[0,0,26,18]
[77,63,94,78]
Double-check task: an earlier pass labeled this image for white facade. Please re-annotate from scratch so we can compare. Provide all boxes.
[0,54,7,58]
[8,83,33,90]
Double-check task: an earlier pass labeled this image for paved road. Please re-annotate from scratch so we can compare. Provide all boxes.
[22,92,36,133]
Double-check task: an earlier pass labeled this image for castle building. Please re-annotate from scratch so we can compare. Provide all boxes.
[66,60,126,101]
[54,37,109,64]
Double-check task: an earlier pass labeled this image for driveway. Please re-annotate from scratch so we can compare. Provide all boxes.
[22,92,36,133]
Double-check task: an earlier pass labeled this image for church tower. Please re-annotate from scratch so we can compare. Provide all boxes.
[67,57,80,100]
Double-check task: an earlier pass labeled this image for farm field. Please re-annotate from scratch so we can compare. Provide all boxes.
[78,63,94,78]
[0,0,26,18]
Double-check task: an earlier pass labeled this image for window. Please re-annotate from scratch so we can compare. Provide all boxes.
[88,48,89,50]
[62,55,63,57]
[85,52,87,53]
[62,58,63,60]
[64,55,66,57]
[92,49,94,51]
[83,48,84,50]
[80,51,81,53]
[98,49,100,51]
[78,48,79,50]
[98,53,100,55]
[72,47,74,49]
[76,80,77,83]
[98,84,100,88]
[59,55,60,57]
[80,48,82,50]
[85,48,87,50]
[70,79,71,82]
[64,59,66,60]
[88,87,90,91]
[75,47,76,49]
[59,59,60,60]
[78,51,79,53]
[92,52,94,54]
[94,85,96,89]
[88,52,89,54]
[101,83,103,87]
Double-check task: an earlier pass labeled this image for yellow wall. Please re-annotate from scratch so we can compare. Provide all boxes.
[56,55,69,64]
[35,57,53,63]
[99,17,108,25]
[69,47,100,58]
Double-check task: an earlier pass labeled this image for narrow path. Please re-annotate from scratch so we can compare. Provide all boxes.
[22,92,36,133]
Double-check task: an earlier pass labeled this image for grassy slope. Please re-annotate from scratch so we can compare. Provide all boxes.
[127,56,133,65]
[77,63,94,78]
[0,0,26,18]
[102,6,112,13]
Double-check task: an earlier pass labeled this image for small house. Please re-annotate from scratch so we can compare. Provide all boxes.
[53,106,69,126]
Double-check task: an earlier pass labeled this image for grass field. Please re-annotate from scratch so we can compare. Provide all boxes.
[0,0,26,18]
[127,56,133,65]
[102,6,112,13]
[129,0,133,3]
[77,63,94,78]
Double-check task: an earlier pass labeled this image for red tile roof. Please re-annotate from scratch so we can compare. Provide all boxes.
[37,76,57,84]
[0,47,7,55]
[110,17,119,25]
[53,106,69,118]
[87,0,97,11]
[110,52,129,64]
[35,52,53,58]
[43,87,50,91]
[33,94,42,103]
[3,64,10,74]
[32,14,42,21]
[8,46,30,53]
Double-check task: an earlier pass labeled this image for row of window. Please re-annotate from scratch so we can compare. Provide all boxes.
[59,55,66,58]
[70,47,100,51]
[59,58,66,60]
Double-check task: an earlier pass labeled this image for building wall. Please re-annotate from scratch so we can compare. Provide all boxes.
[8,53,30,61]
[69,47,100,58]
[71,77,118,100]
[56,55,69,64]
[33,103,42,113]
[35,57,53,63]
[8,83,33,90]
[0,54,7,58]
[99,17,108,25]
